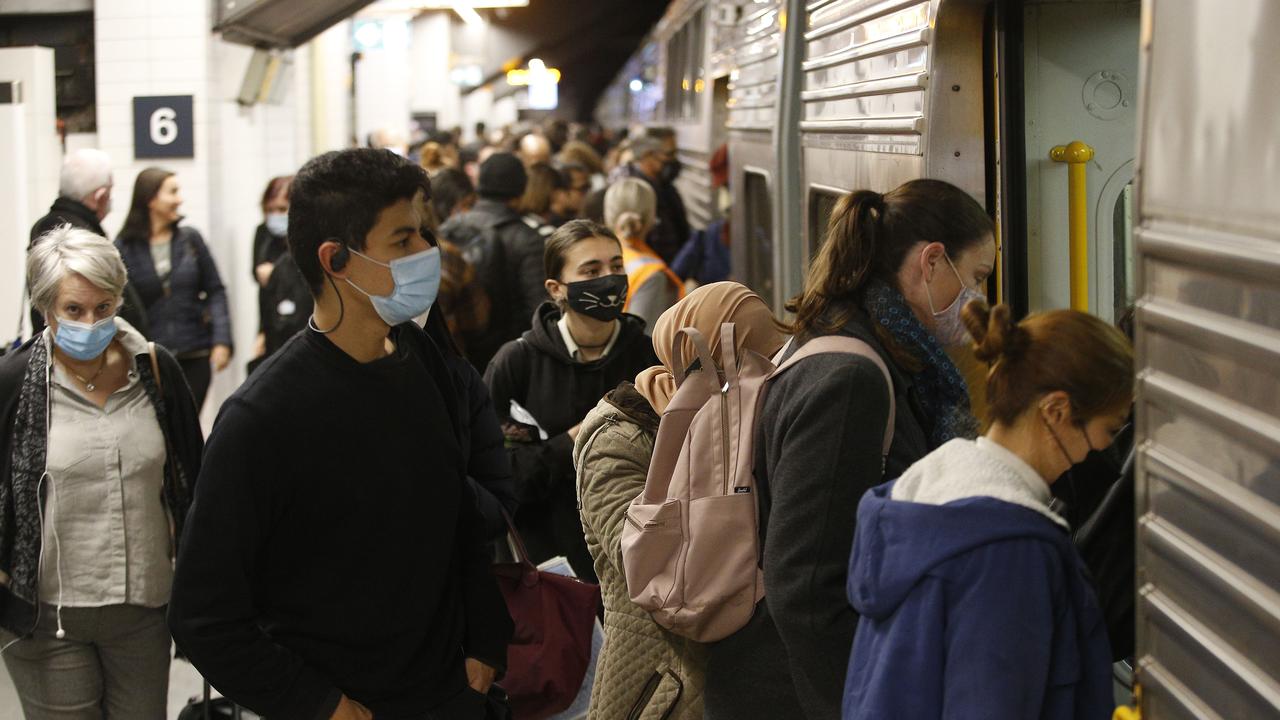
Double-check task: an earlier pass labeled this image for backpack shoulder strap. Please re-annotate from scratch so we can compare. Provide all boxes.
[771,335,896,457]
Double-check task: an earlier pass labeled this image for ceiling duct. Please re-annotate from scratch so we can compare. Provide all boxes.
[214,0,379,48]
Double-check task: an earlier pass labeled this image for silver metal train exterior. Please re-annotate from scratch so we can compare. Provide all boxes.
[598,1,1280,717]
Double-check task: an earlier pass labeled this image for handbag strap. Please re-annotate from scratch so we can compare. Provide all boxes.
[500,509,535,569]
[148,342,163,395]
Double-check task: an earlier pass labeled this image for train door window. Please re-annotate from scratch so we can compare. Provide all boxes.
[744,170,774,304]
[1112,181,1135,318]
[808,187,843,258]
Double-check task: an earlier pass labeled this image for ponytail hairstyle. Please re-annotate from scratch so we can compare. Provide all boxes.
[962,302,1134,427]
[787,179,994,342]
[604,177,657,240]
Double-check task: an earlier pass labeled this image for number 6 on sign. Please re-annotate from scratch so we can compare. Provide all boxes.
[150,108,178,145]
[133,95,193,158]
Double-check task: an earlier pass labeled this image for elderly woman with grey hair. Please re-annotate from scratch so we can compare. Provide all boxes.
[0,226,202,719]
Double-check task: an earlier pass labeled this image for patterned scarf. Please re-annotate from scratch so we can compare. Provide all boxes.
[863,280,979,446]
[2,335,185,617]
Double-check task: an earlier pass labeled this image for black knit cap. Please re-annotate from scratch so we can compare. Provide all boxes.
[477,152,527,199]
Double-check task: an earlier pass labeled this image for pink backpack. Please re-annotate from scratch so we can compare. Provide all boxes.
[620,323,895,641]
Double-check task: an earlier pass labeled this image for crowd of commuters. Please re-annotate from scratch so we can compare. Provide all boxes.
[0,120,1137,720]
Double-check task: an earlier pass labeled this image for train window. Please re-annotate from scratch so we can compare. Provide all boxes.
[808,187,843,257]
[664,8,705,121]
[744,170,774,304]
[1112,181,1135,318]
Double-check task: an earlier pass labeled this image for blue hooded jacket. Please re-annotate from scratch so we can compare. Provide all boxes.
[843,466,1114,719]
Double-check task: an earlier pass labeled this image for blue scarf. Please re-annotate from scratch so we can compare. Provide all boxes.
[863,281,979,446]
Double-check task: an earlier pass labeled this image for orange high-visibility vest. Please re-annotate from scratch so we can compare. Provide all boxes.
[622,239,686,311]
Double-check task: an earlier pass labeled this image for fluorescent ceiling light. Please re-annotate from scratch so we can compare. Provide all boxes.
[453,3,484,25]
[366,0,529,11]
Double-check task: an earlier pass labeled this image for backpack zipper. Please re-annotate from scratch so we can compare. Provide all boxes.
[720,386,730,496]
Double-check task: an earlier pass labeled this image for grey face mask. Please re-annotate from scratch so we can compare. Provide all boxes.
[926,253,984,346]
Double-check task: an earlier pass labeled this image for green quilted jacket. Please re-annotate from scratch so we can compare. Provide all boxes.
[573,383,706,720]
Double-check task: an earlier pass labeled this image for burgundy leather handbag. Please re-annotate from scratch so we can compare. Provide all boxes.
[492,514,600,720]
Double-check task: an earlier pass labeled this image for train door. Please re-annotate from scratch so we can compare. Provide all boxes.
[1009,0,1141,317]
[1132,1,1280,717]
[718,0,784,308]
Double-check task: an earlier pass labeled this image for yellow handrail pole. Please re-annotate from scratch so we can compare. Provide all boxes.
[1049,140,1095,311]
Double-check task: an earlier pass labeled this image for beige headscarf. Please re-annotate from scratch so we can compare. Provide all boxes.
[634,282,788,413]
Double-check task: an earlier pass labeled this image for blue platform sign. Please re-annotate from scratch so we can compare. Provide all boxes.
[133,95,194,159]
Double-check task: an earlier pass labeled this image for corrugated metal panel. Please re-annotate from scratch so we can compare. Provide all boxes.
[719,0,783,131]
[800,0,933,153]
[675,148,715,229]
[1134,4,1280,715]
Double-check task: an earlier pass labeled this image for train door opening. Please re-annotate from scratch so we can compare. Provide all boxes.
[1013,0,1142,318]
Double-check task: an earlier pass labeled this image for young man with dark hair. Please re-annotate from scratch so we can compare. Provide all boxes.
[169,148,512,720]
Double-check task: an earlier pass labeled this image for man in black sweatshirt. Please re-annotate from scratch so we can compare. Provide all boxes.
[169,149,512,720]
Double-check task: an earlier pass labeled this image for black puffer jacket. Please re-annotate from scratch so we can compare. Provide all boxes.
[28,198,148,337]
[423,308,516,542]
[483,303,659,581]
[439,198,548,372]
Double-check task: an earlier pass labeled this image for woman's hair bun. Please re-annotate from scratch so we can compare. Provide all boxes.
[963,301,1027,364]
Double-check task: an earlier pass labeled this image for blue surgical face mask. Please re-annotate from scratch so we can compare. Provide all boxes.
[54,316,118,361]
[265,212,288,238]
[345,246,442,326]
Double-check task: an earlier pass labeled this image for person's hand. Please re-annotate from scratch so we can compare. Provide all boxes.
[330,695,372,720]
[465,657,497,695]
[252,333,266,358]
[255,262,275,287]
[567,423,582,441]
[210,344,232,372]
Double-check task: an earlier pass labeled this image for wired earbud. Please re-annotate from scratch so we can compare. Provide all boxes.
[330,242,350,272]
[310,238,350,335]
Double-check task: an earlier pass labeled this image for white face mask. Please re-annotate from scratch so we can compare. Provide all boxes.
[925,253,984,346]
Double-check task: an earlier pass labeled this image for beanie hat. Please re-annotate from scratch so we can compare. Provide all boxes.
[478,152,527,199]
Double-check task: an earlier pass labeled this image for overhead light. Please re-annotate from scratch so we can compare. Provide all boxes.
[428,0,528,6]
[507,67,561,85]
[453,3,484,25]
[629,78,643,93]
[362,0,529,12]
[528,58,545,71]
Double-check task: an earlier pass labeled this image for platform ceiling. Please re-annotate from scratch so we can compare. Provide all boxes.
[469,0,674,119]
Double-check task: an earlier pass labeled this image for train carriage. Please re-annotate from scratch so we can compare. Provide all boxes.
[597,0,1280,717]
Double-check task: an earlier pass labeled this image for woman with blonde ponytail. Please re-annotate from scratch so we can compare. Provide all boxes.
[604,178,685,330]
[707,179,996,720]
[842,301,1132,720]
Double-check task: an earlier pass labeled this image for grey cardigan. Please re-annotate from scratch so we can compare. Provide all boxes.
[704,314,932,720]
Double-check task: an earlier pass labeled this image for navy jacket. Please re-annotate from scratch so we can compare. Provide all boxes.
[844,482,1113,720]
[117,226,233,356]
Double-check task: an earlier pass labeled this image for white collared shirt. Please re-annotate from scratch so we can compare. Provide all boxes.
[557,315,621,362]
[40,319,172,607]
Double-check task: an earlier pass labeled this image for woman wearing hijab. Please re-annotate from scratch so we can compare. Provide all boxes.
[573,282,787,720]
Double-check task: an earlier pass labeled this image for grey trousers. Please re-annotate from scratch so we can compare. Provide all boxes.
[1,604,170,720]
